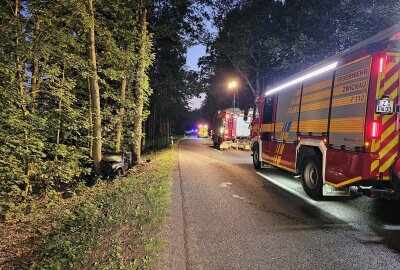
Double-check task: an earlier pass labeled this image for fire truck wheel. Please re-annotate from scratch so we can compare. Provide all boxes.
[391,156,400,192]
[252,146,261,169]
[301,157,323,198]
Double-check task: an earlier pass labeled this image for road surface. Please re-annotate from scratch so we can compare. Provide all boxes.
[154,137,400,269]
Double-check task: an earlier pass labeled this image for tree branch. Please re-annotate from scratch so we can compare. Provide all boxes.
[226,55,256,98]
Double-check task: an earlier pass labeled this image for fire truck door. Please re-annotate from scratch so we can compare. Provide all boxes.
[261,97,275,162]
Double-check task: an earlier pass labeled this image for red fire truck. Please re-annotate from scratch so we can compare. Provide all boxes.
[213,108,253,148]
[251,24,400,199]
[212,108,239,147]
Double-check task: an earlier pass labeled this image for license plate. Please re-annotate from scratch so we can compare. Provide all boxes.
[376,99,394,114]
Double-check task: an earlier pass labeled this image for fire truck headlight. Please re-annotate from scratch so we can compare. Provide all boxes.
[220,127,224,134]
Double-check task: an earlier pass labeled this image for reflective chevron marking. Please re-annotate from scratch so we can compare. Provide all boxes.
[373,54,400,176]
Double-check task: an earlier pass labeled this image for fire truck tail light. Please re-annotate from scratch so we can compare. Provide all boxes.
[379,57,385,73]
[371,121,380,139]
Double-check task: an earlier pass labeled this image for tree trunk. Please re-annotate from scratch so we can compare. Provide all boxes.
[14,0,30,197]
[31,58,38,99]
[132,1,147,164]
[31,20,40,100]
[87,0,102,175]
[88,77,93,157]
[56,63,65,156]
[115,58,127,152]
[255,68,260,98]
[14,0,23,96]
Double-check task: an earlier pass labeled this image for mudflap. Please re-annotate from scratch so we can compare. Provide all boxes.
[261,162,269,169]
[323,184,350,196]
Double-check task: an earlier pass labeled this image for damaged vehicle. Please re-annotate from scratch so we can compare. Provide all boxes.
[101,152,133,178]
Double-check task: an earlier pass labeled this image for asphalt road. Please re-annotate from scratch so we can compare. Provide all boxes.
[154,137,400,270]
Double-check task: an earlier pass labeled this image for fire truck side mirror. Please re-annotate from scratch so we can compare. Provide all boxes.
[243,106,249,122]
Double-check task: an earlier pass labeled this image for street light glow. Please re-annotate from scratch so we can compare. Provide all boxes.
[265,61,339,96]
[228,81,238,89]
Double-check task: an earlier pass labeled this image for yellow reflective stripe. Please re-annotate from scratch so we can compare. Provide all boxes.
[381,114,392,126]
[269,162,296,173]
[300,100,330,112]
[379,135,398,157]
[279,144,285,154]
[302,89,331,103]
[275,122,284,131]
[389,88,398,100]
[330,117,364,133]
[261,124,274,132]
[303,79,331,92]
[299,119,328,132]
[381,122,396,141]
[371,160,379,172]
[326,176,362,188]
[379,152,398,173]
[371,138,379,152]
[383,72,399,91]
[291,97,301,105]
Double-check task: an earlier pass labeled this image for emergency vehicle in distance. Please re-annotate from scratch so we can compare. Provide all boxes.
[250,24,400,199]
[197,124,209,138]
[212,108,252,148]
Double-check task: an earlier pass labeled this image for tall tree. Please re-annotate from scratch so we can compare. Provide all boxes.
[87,0,102,175]
[133,0,148,163]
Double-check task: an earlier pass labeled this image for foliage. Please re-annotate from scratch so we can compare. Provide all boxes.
[0,0,158,199]
[145,0,208,142]
[201,0,400,119]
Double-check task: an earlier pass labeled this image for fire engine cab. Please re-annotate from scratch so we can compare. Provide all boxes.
[251,24,400,199]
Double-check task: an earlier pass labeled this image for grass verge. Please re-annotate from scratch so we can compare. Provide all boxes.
[0,147,174,269]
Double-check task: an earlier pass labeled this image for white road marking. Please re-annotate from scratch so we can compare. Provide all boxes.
[382,224,400,231]
[220,182,232,188]
[256,172,318,205]
[232,194,246,200]
[214,149,222,153]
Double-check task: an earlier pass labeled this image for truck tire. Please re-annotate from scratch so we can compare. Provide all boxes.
[390,156,400,192]
[301,157,323,198]
[252,145,261,169]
